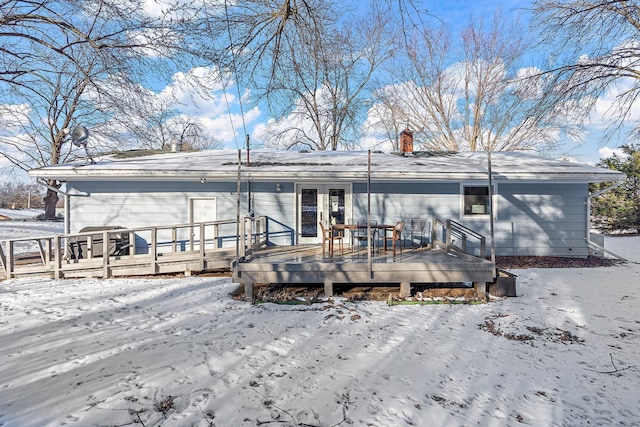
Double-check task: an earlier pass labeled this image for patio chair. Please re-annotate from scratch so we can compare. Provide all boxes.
[410,218,430,248]
[319,222,343,256]
[353,219,378,254]
[384,221,405,257]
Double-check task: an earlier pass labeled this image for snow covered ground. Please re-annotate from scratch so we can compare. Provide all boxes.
[1,226,639,426]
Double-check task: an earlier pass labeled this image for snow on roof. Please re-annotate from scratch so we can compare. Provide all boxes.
[29,149,625,183]
[0,208,44,220]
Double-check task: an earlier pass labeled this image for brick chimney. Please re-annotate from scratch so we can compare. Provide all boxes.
[400,128,413,153]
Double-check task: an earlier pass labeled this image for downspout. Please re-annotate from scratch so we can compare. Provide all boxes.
[586,181,627,261]
[367,150,372,279]
[487,151,496,272]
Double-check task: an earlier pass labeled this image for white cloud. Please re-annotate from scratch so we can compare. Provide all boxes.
[590,77,640,130]
[155,67,263,148]
[598,146,626,159]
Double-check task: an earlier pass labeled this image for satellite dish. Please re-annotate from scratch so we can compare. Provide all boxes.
[71,126,89,147]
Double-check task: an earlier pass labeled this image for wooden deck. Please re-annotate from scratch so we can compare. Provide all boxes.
[0,218,261,280]
[233,245,496,299]
[2,217,498,300]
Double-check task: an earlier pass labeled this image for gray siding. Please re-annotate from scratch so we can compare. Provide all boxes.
[68,181,239,232]
[354,181,590,257]
[493,182,589,256]
[66,179,590,257]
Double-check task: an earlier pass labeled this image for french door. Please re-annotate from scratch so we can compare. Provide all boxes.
[297,184,351,244]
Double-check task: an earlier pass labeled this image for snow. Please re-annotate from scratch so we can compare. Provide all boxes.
[29,149,624,183]
[0,209,44,221]
[1,227,639,426]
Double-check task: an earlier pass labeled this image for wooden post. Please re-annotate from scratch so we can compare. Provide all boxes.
[255,217,262,245]
[46,238,53,263]
[324,281,334,297]
[241,218,247,258]
[102,230,110,278]
[172,227,177,252]
[6,240,14,279]
[199,223,205,271]
[0,241,6,277]
[87,235,93,259]
[244,282,254,301]
[151,227,158,274]
[473,281,486,300]
[129,231,136,256]
[400,282,411,298]
[54,235,62,279]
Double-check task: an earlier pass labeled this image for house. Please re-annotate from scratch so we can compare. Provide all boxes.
[29,146,625,258]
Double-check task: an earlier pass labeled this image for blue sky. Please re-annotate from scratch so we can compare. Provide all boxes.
[422,0,632,164]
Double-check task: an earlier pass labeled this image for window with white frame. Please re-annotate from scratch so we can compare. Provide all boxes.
[462,185,491,216]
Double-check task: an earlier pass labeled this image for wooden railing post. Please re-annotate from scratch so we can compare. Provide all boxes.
[0,241,7,277]
[102,230,110,278]
[241,218,247,258]
[54,235,62,279]
[129,231,136,256]
[199,223,205,271]
[151,227,158,274]
[172,227,178,253]
[46,238,53,264]
[87,235,93,259]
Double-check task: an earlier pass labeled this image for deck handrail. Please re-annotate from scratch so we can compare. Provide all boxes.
[432,218,486,259]
[1,216,273,279]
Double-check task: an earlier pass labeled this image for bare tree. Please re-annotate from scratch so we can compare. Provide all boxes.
[259,1,399,150]
[364,85,406,151]
[0,0,223,217]
[532,0,640,138]
[206,0,336,99]
[373,11,573,152]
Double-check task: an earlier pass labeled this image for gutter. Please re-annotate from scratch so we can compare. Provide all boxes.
[586,181,627,262]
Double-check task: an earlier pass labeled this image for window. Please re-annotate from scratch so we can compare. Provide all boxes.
[463,185,491,216]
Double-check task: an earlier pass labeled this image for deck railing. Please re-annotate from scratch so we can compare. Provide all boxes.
[432,218,487,259]
[0,216,281,279]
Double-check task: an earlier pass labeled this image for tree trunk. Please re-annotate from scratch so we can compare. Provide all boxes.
[44,188,59,220]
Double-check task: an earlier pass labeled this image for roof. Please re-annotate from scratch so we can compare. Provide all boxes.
[28,149,626,183]
[0,209,44,220]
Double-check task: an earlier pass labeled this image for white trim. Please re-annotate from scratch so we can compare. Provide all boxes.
[295,183,352,244]
[460,182,497,220]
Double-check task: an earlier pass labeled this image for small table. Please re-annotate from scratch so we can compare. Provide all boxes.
[330,224,396,256]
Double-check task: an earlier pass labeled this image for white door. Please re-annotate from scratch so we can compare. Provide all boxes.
[190,198,217,223]
[189,198,217,250]
[297,184,350,244]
